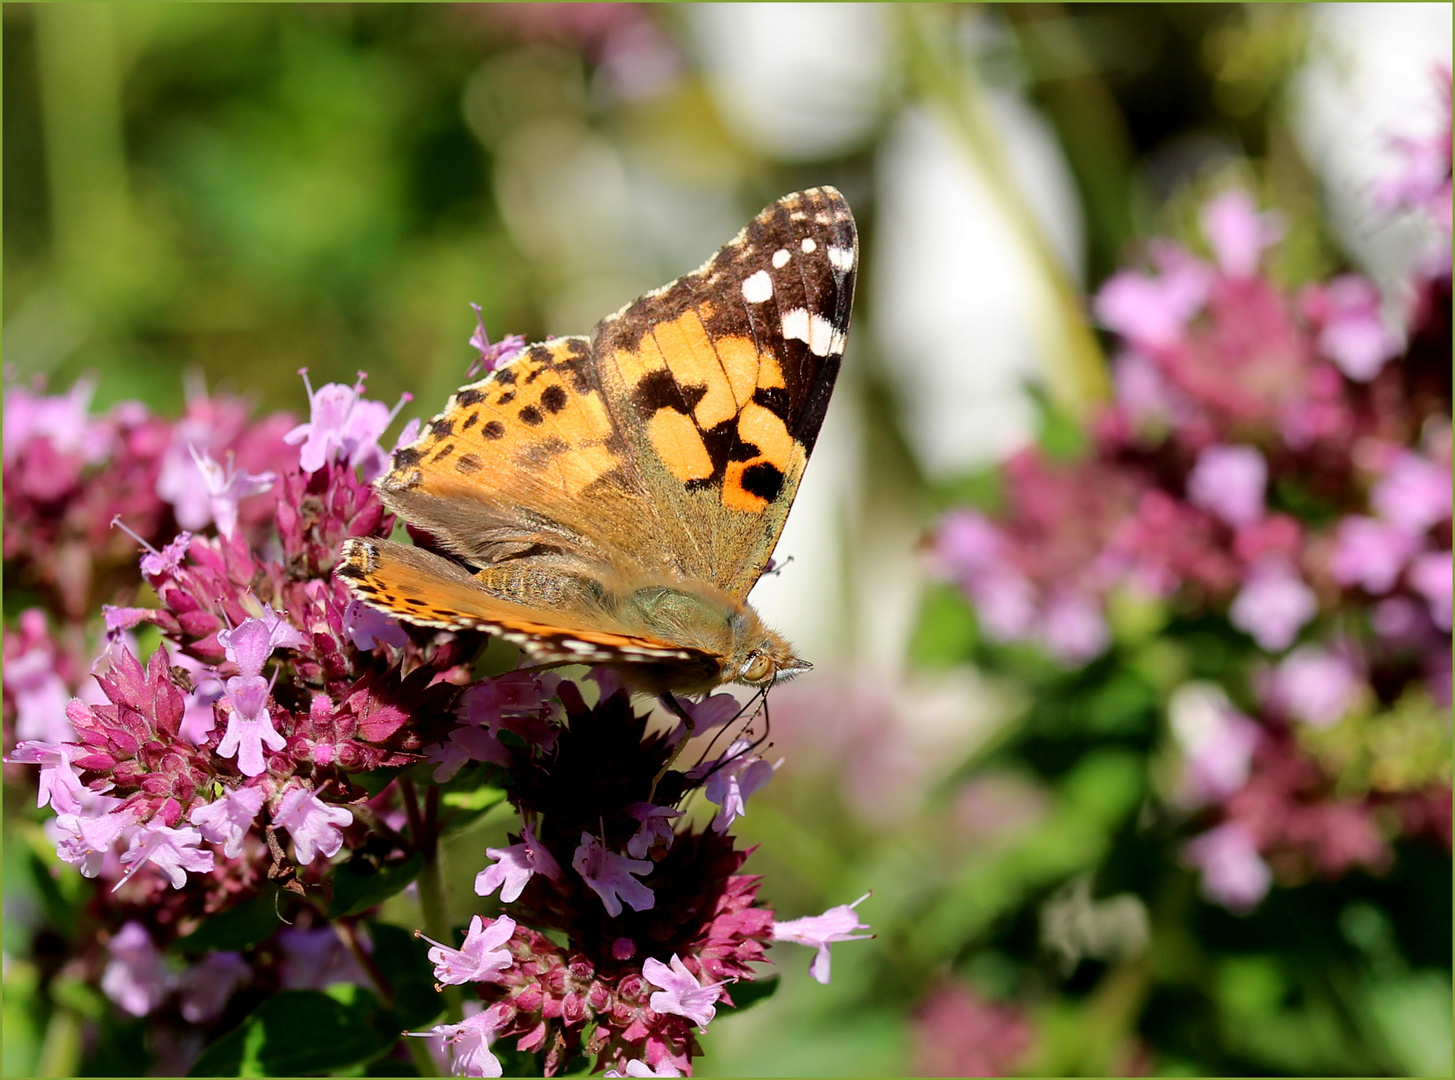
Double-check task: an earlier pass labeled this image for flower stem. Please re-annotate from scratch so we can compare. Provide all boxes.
[36,1004,82,1079]
[404,776,464,1024]
[900,3,1111,414]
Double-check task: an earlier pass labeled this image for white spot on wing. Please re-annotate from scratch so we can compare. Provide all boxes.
[772,248,791,269]
[780,308,840,357]
[741,269,773,304]
[800,238,817,253]
[827,246,855,271]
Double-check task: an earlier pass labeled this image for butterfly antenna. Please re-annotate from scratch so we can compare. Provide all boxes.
[695,691,764,765]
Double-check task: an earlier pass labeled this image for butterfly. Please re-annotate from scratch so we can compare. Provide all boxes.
[338,187,856,702]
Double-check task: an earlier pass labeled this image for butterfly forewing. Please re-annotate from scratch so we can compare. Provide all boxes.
[593,187,857,597]
[340,188,856,684]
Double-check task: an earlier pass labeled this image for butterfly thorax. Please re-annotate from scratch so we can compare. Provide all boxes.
[605,577,806,696]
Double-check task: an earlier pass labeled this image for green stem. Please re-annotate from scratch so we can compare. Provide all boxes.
[404,777,463,1024]
[900,3,1110,416]
[36,1004,82,1079]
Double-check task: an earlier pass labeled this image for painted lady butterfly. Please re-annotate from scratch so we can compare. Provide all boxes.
[338,187,856,701]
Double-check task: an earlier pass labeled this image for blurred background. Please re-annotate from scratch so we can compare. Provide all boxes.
[4,3,1451,1076]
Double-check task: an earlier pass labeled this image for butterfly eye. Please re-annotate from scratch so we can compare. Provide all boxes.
[740,654,775,685]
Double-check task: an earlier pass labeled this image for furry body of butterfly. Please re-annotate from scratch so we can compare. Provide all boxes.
[337,186,857,694]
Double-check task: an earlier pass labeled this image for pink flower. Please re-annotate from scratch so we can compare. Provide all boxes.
[642,953,725,1028]
[419,915,517,985]
[284,369,411,481]
[117,822,214,890]
[217,673,286,777]
[177,952,250,1023]
[274,787,354,864]
[694,741,778,833]
[1201,190,1281,278]
[5,633,75,744]
[342,599,408,650]
[51,800,132,877]
[187,445,277,539]
[189,785,266,858]
[1186,444,1267,528]
[475,824,565,902]
[572,833,655,917]
[772,893,873,984]
[409,1009,504,1078]
[466,303,526,379]
[973,573,1039,643]
[8,739,87,813]
[1169,683,1260,803]
[1039,589,1111,664]
[101,922,172,1017]
[1371,451,1452,535]
[607,1061,683,1078]
[1229,559,1317,651]
[1304,275,1402,381]
[1265,646,1361,729]
[1409,550,1453,630]
[218,612,306,677]
[1183,823,1272,913]
[1329,516,1420,594]
[277,926,370,991]
[625,803,684,858]
[138,530,192,579]
[1094,248,1211,350]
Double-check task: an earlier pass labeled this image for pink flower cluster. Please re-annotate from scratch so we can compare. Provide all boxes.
[411,676,871,1077]
[933,79,1452,914]
[5,322,872,1075]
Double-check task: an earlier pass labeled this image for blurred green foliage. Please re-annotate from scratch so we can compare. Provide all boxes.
[5,3,1450,1077]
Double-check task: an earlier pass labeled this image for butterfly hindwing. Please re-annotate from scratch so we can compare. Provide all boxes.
[337,537,717,669]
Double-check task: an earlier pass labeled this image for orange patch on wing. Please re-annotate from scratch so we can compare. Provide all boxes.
[722,460,770,513]
[647,409,714,482]
[735,401,796,471]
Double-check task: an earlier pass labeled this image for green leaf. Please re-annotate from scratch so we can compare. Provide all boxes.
[720,976,779,1014]
[348,766,407,799]
[189,987,395,1077]
[173,892,282,954]
[441,783,509,813]
[910,584,980,669]
[329,853,425,919]
[367,921,441,1030]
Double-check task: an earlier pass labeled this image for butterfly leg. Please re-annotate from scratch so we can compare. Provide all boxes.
[648,692,697,801]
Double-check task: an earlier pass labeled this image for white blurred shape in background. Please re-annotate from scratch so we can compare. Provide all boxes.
[1293,3,1453,287]
[873,89,1085,477]
[686,3,892,160]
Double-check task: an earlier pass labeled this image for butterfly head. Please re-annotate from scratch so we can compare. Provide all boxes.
[730,625,812,687]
